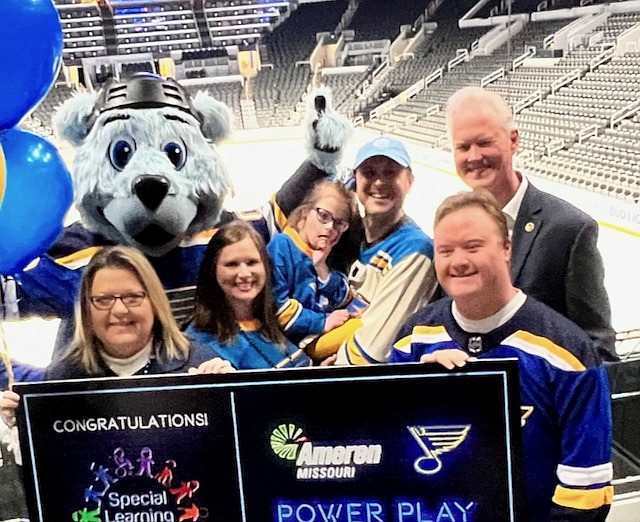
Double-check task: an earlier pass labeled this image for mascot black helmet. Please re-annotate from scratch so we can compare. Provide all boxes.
[87,73,201,131]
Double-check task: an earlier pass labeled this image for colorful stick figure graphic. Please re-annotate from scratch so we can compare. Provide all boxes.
[84,485,103,504]
[136,447,155,477]
[71,507,101,522]
[78,447,206,522]
[90,464,114,488]
[179,503,209,521]
[155,459,177,486]
[112,447,134,478]
[170,480,200,504]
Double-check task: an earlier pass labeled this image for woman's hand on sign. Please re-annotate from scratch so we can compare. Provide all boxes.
[0,389,20,427]
[189,357,237,375]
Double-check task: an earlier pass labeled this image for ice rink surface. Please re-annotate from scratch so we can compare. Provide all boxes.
[3,127,639,365]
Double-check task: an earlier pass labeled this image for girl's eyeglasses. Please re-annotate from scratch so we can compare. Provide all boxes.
[313,207,349,233]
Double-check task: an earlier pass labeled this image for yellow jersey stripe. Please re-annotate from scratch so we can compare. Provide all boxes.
[55,246,103,269]
[305,318,361,362]
[276,299,302,330]
[271,195,288,231]
[505,330,585,371]
[0,142,6,207]
[411,325,453,344]
[393,335,413,353]
[346,329,378,365]
[552,485,613,510]
[238,319,261,332]
[180,228,218,247]
[284,226,313,257]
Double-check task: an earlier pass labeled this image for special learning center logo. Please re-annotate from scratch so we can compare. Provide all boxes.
[71,446,207,522]
[270,424,382,480]
[407,425,471,475]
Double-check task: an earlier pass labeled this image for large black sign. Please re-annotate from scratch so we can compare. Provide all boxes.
[15,361,525,522]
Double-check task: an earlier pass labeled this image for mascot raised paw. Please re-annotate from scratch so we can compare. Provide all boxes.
[0,72,353,370]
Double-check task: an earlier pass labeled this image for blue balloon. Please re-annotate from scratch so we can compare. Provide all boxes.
[0,128,73,274]
[0,0,63,129]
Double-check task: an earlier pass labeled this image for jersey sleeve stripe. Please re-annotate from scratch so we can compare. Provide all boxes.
[54,246,103,269]
[276,299,302,331]
[504,330,586,371]
[552,485,613,510]
[557,463,613,487]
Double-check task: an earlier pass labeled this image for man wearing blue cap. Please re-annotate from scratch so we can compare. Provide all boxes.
[306,136,437,365]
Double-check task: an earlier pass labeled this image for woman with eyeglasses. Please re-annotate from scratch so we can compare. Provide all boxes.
[266,180,357,350]
[1,246,233,432]
[185,221,312,370]
[44,245,233,381]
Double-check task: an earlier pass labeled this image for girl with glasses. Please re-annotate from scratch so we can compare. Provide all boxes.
[266,180,357,353]
[186,221,311,370]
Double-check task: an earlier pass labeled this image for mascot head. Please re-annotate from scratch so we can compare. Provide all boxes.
[54,73,233,257]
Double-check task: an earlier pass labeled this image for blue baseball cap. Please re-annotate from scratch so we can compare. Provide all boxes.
[353,136,411,170]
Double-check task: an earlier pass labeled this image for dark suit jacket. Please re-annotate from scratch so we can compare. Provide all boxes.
[511,182,617,360]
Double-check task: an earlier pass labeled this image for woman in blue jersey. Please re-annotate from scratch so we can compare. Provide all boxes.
[186,221,312,370]
[267,180,356,348]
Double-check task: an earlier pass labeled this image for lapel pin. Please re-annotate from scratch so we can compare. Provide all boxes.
[525,222,535,233]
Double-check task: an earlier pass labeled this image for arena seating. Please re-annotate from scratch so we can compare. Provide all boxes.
[360,5,640,202]
[202,0,285,48]
[30,0,640,202]
[251,1,347,127]
[112,0,202,55]
[347,0,428,42]
[57,1,108,63]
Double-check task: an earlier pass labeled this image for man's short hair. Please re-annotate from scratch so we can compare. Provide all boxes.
[445,86,515,134]
[434,189,509,243]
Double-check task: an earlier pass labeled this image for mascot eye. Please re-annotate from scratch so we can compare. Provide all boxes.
[163,140,187,170]
[109,140,136,171]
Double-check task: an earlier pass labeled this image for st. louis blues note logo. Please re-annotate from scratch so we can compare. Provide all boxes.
[407,425,471,475]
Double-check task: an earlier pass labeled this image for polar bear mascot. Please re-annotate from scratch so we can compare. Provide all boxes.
[0,72,352,376]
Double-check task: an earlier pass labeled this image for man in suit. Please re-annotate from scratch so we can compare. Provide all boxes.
[444,86,617,360]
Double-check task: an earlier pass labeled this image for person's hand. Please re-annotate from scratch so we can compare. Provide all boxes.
[420,350,474,370]
[188,358,237,375]
[319,354,337,366]
[1,390,20,427]
[323,309,350,332]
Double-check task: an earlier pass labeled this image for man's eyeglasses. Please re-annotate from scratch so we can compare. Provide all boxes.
[313,207,349,233]
[89,292,147,310]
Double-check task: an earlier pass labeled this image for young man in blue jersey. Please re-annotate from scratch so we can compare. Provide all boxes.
[392,189,613,522]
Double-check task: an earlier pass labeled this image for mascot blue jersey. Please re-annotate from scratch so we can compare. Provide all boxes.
[267,226,350,344]
[391,295,613,522]
[2,161,330,322]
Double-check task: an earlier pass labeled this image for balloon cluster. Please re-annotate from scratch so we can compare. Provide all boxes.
[0,0,73,273]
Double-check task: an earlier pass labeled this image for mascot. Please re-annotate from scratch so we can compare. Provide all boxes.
[0,73,352,374]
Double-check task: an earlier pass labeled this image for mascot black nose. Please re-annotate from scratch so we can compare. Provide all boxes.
[133,175,170,211]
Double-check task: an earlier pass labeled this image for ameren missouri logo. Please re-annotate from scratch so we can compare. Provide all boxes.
[270,424,382,480]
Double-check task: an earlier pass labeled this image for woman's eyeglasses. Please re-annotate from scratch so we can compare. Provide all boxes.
[90,291,147,310]
[313,207,349,233]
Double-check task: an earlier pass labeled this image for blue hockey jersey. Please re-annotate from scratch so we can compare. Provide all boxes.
[267,226,350,344]
[391,296,613,522]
